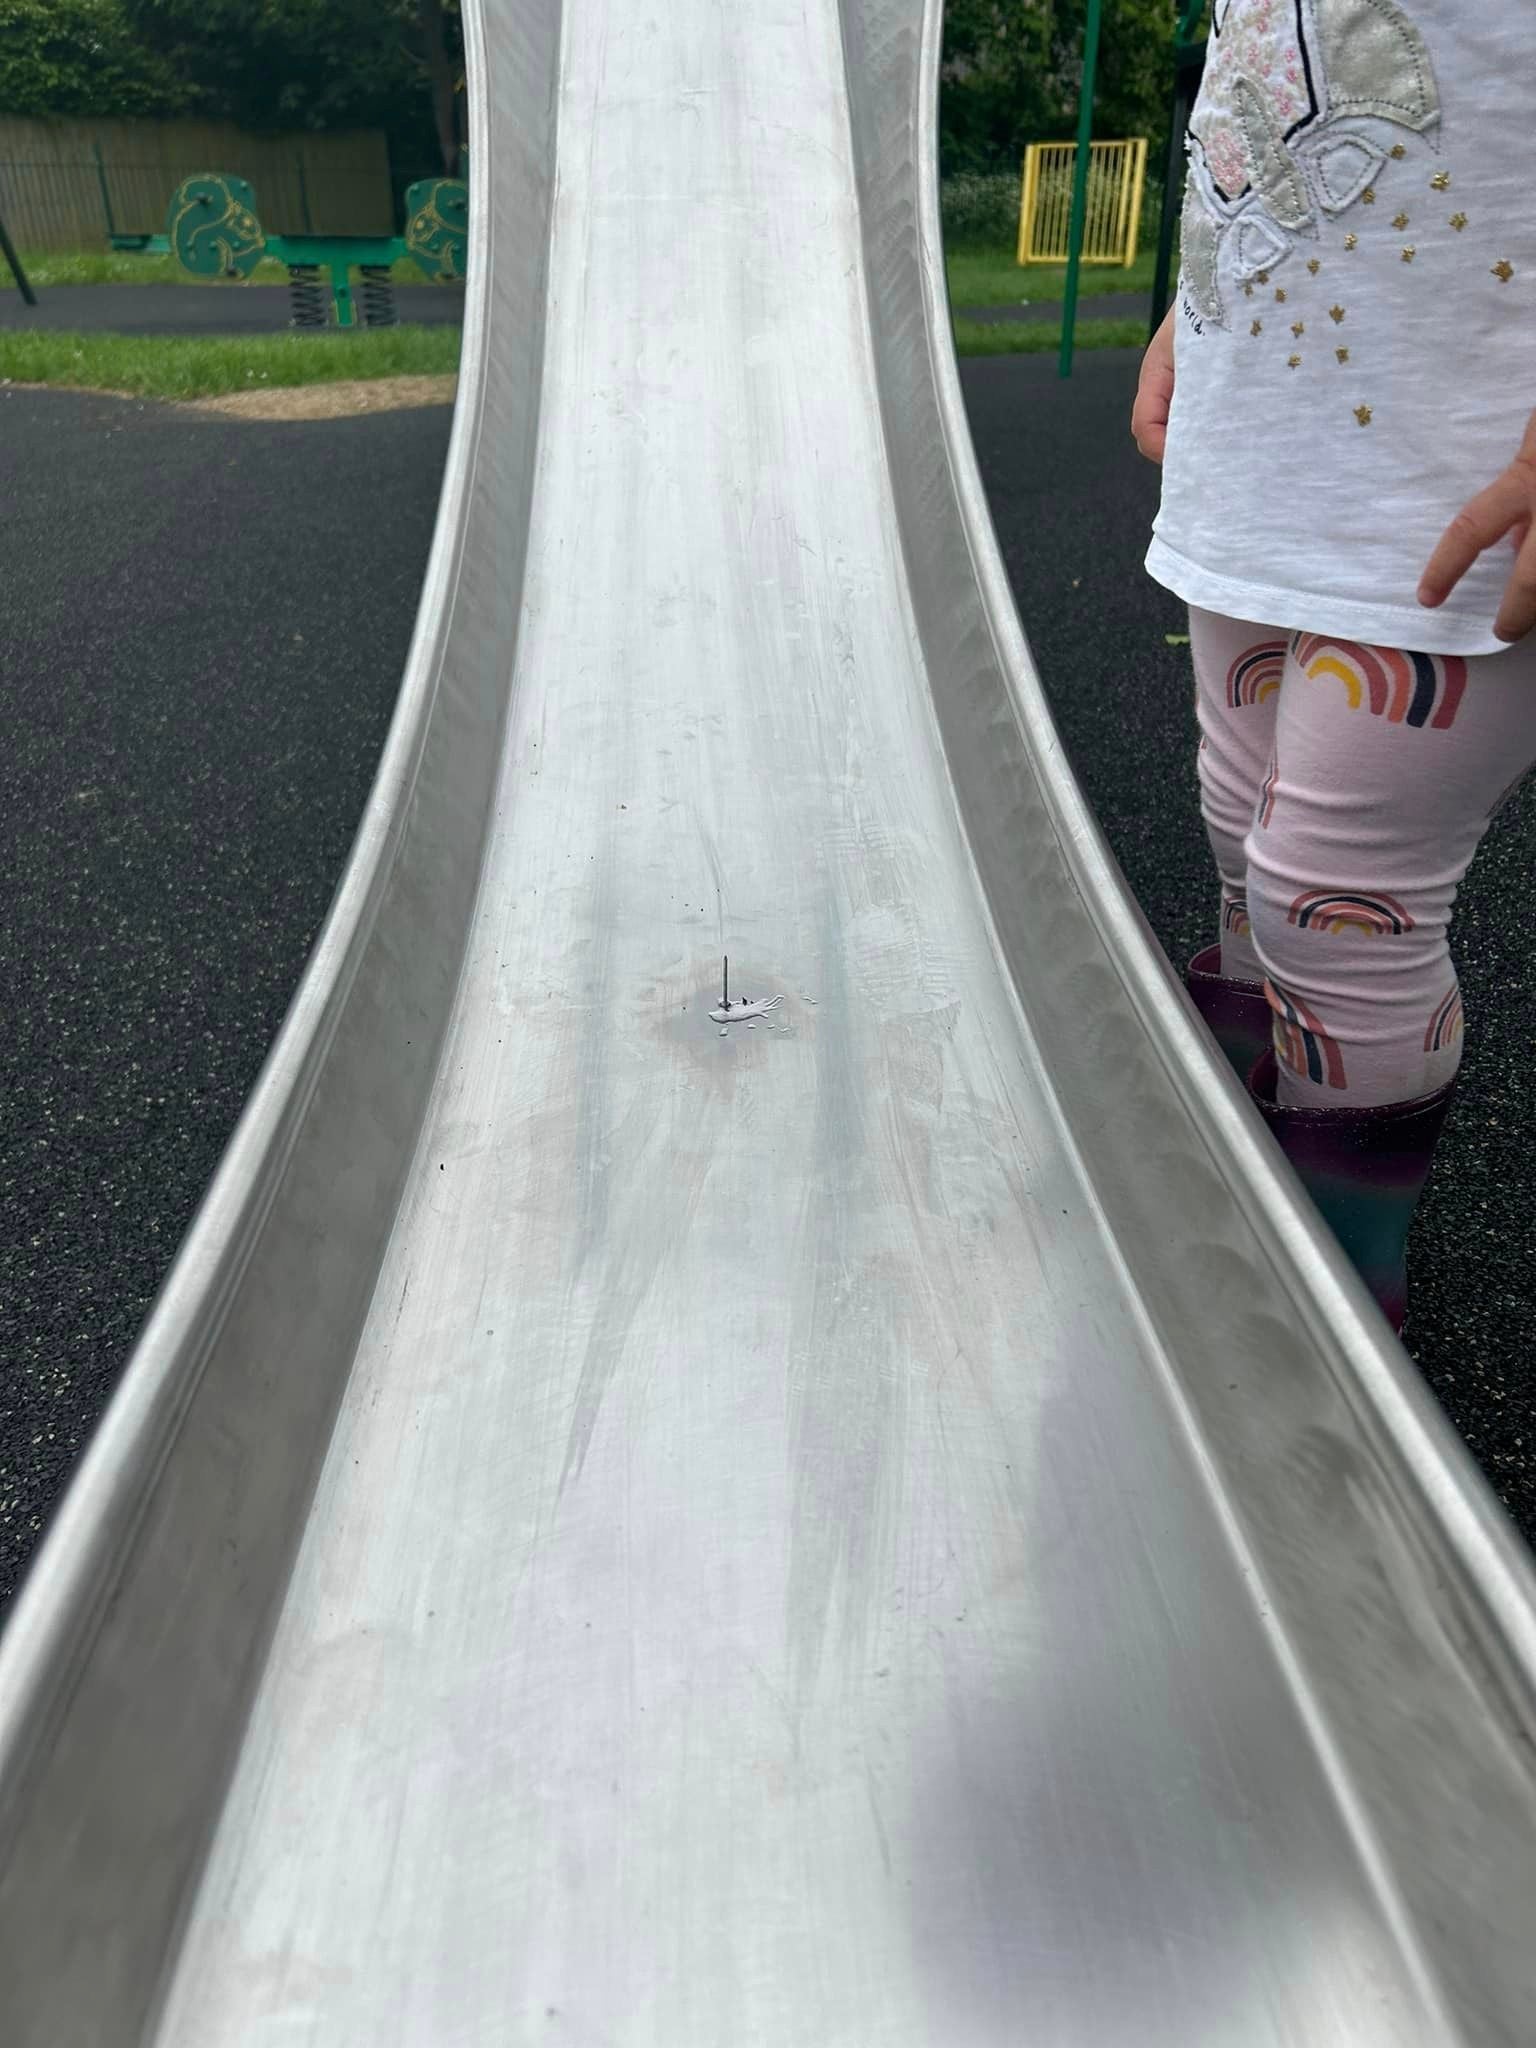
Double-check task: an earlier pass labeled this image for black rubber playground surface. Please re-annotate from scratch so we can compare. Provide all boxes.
[1,353,1532,1616]
[0,281,465,336]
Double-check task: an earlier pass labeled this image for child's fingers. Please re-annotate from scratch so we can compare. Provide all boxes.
[1132,410,1169,462]
[1130,312,1176,465]
[1417,472,1525,608]
[1494,518,1536,641]
[1419,408,1536,610]
[1131,366,1174,464]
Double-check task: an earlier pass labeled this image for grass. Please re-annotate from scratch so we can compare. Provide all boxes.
[944,230,1167,354]
[0,310,1140,398]
[0,307,1141,394]
[951,314,1148,357]
[14,246,434,289]
[23,237,1154,308]
[0,324,461,400]
[945,241,1170,309]
[2,229,1156,392]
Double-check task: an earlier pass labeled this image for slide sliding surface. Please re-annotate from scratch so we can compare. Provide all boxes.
[5,3,1536,2043]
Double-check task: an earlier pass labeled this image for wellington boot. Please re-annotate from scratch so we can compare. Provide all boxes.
[1248,1048,1457,1334]
[1185,944,1272,1085]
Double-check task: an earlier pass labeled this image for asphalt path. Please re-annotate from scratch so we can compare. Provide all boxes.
[1,354,1531,1615]
[0,279,1136,337]
[0,282,465,336]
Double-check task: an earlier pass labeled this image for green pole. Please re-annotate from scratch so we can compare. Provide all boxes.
[330,259,355,327]
[0,208,36,306]
[92,141,118,240]
[1059,0,1104,379]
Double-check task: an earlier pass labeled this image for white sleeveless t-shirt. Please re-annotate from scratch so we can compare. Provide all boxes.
[1146,0,1536,655]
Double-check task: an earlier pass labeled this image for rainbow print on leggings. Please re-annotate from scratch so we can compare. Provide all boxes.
[1266,976,1348,1089]
[1222,895,1251,938]
[1226,641,1287,708]
[1423,986,1464,1054]
[1292,635,1468,730]
[1287,888,1414,936]
[1257,755,1279,830]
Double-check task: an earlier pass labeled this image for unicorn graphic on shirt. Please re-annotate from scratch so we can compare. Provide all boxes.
[1181,0,1443,328]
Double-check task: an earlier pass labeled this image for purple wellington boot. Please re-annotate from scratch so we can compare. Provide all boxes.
[1185,945,1272,1084]
[1248,1049,1457,1334]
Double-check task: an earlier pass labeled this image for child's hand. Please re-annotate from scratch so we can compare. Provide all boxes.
[1418,409,1536,641]
[1132,306,1177,464]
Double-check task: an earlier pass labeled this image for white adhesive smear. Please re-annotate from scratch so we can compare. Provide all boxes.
[709,996,784,1025]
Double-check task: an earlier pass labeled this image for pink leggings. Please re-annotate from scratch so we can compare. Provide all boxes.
[1191,607,1536,1110]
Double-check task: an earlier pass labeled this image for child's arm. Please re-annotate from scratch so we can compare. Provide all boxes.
[1132,305,1178,465]
[1419,408,1536,642]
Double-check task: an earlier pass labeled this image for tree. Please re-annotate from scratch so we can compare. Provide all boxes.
[1094,0,1184,157]
[0,0,194,120]
[939,0,1057,175]
[412,0,465,177]
[117,0,464,170]
[941,0,1178,176]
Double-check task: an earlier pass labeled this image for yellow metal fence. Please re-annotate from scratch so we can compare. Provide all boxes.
[1018,137,1148,267]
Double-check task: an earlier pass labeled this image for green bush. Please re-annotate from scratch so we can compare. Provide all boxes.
[940,166,1180,282]
[940,171,1022,249]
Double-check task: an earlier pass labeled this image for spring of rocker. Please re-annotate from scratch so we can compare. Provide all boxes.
[287,263,328,328]
[360,265,398,327]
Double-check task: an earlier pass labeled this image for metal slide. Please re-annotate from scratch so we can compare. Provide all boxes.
[5,3,1536,2041]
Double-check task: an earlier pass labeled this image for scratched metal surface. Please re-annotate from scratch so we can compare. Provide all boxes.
[5,2,1536,2043]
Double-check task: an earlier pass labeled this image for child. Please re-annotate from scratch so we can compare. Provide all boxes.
[1132,0,1536,1331]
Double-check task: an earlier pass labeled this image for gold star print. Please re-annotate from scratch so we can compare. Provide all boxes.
[1291,320,1305,337]
[1329,305,1346,324]
[1450,212,1468,231]
[1251,319,1263,336]
[1288,354,1302,369]
[1431,170,1450,191]
[1344,233,1358,251]
[1275,288,1287,302]
[1392,212,1410,230]
[1307,258,1321,274]
[1362,187,1377,204]
[1401,246,1416,263]
[1244,281,1255,297]
[1391,145,1407,160]
[1336,348,1350,364]
[1493,259,1515,282]
[1355,405,1373,426]
[1256,270,1270,284]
